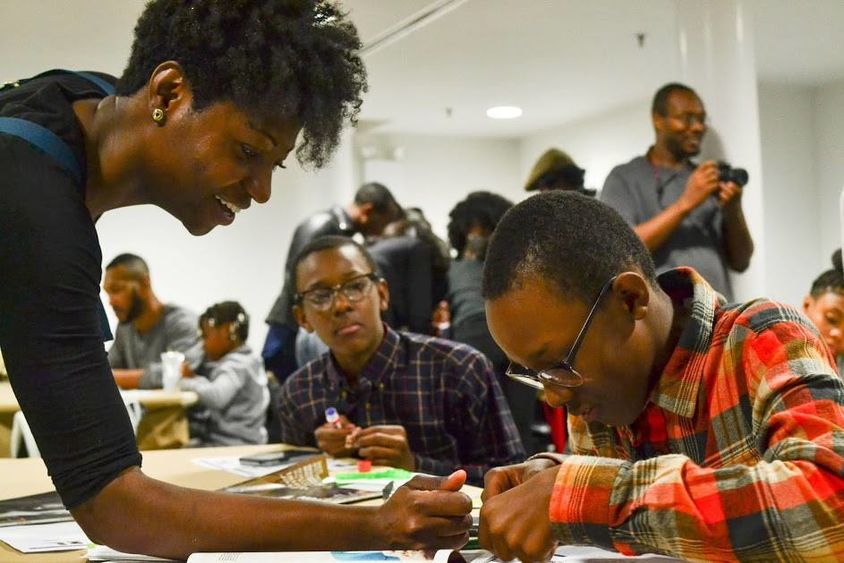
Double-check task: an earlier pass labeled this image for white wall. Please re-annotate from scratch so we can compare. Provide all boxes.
[356,134,522,239]
[756,82,819,307]
[815,79,844,266]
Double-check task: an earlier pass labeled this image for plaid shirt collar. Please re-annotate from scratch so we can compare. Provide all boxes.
[325,324,403,388]
[649,267,725,418]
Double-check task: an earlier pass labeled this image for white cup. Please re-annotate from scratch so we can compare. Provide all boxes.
[160,350,185,391]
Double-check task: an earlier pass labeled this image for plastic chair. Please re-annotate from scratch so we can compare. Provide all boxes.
[10,410,40,458]
[120,391,143,436]
[9,394,142,458]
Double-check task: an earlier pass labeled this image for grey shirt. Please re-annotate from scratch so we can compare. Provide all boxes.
[447,260,486,330]
[107,304,201,389]
[179,344,269,446]
[600,155,733,301]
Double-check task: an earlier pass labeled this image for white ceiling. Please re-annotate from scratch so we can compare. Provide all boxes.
[3,0,843,140]
[346,0,844,138]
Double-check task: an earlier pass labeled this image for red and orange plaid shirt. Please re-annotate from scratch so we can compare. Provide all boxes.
[550,268,844,561]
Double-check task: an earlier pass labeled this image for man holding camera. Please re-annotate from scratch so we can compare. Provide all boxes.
[600,82,753,300]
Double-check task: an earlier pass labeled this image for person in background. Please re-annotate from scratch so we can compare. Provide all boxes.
[293,209,450,368]
[180,301,269,446]
[600,82,754,301]
[278,236,525,486]
[0,0,472,557]
[395,206,452,304]
[263,181,403,383]
[444,191,543,454]
[370,207,451,331]
[478,191,843,562]
[446,191,514,347]
[367,227,436,335]
[524,148,594,195]
[104,253,201,389]
[804,269,844,374]
[380,208,452,312]
[381,206,454,337]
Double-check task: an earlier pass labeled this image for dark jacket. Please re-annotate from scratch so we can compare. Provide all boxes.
[369,235,435,334]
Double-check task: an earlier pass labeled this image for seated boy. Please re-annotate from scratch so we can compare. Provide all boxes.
[277,236,525,485]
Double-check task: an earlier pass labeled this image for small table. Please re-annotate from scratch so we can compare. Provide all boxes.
[0,382,198,456]
[120,388,199,450]
[0,445,484,563]
[0,444,282,562]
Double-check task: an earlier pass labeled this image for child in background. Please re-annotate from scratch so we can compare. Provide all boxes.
[803,269,844,375]
[181,301,270,445]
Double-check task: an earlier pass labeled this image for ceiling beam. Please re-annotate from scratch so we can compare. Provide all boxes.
[361,0,473,58]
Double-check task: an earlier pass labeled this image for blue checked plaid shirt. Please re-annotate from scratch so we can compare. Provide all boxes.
[277,325,525,485]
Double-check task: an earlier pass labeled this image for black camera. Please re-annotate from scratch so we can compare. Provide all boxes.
[717,161,749,187]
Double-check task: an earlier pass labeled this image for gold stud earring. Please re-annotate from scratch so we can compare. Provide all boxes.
[151,107,166,125]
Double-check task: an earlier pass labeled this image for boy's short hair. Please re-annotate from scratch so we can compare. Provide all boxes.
[292,235,379,296]
[483,191,657,304]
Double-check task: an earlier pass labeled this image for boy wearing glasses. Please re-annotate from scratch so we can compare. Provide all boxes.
[478,192,844,561]
[276,236,524,485]
[600,82,754,301]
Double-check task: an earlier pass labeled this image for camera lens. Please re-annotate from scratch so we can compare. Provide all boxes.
[729,168,749,187]
[717,162,749,187]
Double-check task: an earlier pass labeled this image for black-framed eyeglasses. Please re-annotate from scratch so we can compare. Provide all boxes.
[295,273,381,311]
[506,275,618,390]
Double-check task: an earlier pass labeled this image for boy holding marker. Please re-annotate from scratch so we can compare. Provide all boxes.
[277,237,525,485]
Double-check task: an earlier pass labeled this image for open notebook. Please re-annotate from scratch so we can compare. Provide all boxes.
[220,454,383,504]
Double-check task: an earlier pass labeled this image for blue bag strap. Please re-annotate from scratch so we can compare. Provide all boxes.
[0,117,83,184]
[0,70,116,185]
[71,71,116,96]
[0,69,116,342]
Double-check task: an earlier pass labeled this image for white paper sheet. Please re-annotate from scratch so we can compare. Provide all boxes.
[0,521,88,553]
[191,455,359,478]
[87,545,180,562]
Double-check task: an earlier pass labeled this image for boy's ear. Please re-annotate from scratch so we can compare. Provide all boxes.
[293,304,313,333]
[613,272,650,321]
[803,295,813,314]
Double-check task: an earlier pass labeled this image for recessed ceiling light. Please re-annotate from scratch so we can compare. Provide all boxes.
[486,105,522,119]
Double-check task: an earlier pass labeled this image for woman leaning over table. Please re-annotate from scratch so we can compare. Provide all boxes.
[0,0,472,558]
